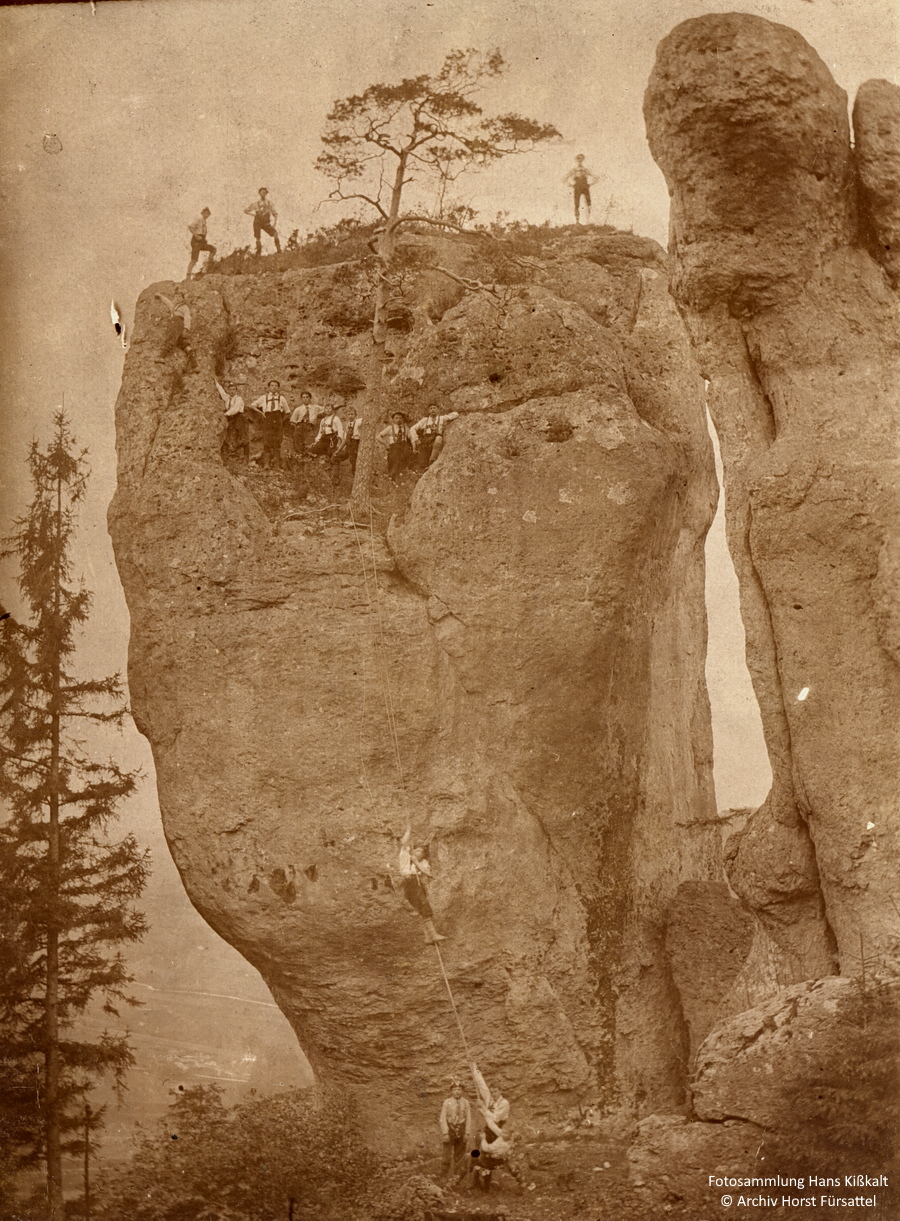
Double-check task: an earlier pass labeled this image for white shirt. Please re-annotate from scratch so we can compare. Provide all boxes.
[215,381,244,417]
[290,401,326,426]
[348,417,362,441]
[251,393,290,415]
[245,197,277,222]
[314,413,345,443]
[409,412,459,445]
[189,215,208,238]
[157,295,191,331]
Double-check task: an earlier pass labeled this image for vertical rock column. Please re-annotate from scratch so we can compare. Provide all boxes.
[645,13,900,980]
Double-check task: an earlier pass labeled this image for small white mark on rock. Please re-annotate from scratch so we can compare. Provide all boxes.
[607,482,631,504]
[522,509,537,523]
[559,488,574,503]
[797,687,810,701]
[487,487,498,495]
[866,821,875,830]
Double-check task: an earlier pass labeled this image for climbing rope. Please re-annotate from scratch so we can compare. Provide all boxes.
[433,940,472,1065]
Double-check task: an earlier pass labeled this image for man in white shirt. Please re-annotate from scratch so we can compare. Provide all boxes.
[290,390,326,455]
[249,380,290,469]
[398,828,445,945]
[216,379,248,462]
[377,411,414,481]
[439,1084,472,1181]
[187,208,216,279]
[308,405,345,457]
[409,407,460,469]
[563,154,599,224]
[331,414,362,479]
[155,292,192,359]
[244,187,281,255]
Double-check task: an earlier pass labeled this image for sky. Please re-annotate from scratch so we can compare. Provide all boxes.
[0,0,896,1144]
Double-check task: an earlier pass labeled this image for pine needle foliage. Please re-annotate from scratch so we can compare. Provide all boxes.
[0,413,149,1217]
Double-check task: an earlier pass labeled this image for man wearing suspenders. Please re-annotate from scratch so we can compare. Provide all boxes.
[249,380,290,469]
[377,411,414,481]
[409,407,460,470]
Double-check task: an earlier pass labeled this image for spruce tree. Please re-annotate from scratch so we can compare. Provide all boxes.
[0,413,149,1219]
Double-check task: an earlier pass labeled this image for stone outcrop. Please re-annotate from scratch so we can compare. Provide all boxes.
[109,229,722,1146]
[645,13,900,982]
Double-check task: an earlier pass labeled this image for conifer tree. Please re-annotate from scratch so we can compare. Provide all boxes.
[0,413,149,1219]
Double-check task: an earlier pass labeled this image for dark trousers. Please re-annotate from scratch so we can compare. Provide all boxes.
[254,215,281,252]
[261,413,285,467]
[332,437,359,474]
[402,875,433,920]
[309,433,339,459]
[191,236,216,258]
[293,422,315,454]
[223,414,249,461]
[442,1131,468,1177]
[387,439,413,479]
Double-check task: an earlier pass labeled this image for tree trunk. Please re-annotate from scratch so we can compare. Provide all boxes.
[46,471,65,1221]
[349,155,406,515]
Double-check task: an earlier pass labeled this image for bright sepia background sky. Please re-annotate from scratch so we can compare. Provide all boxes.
[0,0,896,1148]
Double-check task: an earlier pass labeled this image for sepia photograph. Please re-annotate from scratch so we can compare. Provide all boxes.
[0,0,897,1217]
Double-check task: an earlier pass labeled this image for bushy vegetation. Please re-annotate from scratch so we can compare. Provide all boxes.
[766,978,900,1178]
[94,1083,378,1221]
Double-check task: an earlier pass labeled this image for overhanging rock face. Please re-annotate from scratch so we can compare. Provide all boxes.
[646,13,900,986]
[109,231,722,1146]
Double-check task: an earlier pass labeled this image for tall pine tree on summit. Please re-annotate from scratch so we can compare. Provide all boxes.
[0,414,149,1219]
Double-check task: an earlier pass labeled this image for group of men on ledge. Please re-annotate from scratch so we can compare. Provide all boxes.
[216,375,459,484]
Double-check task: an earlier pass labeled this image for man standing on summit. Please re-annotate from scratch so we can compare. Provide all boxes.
[563,154,598,225]
[186,207,215,278]
[244,187,281,255]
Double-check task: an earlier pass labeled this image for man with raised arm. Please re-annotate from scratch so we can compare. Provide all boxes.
[216,379,248,462]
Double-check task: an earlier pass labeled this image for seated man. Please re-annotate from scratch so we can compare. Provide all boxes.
[409,407,459,470]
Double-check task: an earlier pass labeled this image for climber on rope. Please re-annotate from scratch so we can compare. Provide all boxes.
[470,1064,526,1191]
[398,828,445,945]
[377,411,415,481]
[409,407,460,470]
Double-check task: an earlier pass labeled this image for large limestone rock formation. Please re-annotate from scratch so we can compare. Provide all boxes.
[109,230,722,1145]
[645,13,900,986]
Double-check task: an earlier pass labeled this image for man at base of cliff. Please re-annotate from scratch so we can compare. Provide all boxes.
[439,1083,471,1181]
[290,391,325,455]
[244,187,281,255]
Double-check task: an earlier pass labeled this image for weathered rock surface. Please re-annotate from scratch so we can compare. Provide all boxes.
[664,881,755,1059]
[690,976,853,1126]
[854,79,900,287]
[646,13,900,981]
[628,1112,762,1210]
[109,229,722,1145]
